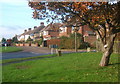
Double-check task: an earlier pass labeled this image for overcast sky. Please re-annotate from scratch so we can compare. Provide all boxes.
[0,0,46,40]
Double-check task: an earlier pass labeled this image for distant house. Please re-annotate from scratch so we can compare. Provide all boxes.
[17,22,45,42]
[59,24,96,46]
[32,22,45,41]
[17,28,33,42]
[59,25,72,37]
[59,24,95,37]
[17,29,29,41]
[41,23,62,40]
[17,22,96,47]
[77,25,95,37]
[78,25,96,46]
[41,23,62,47]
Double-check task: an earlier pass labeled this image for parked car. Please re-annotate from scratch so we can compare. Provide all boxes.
[2,42,11,46]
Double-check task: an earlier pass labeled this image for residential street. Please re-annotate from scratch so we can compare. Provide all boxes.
[1,46,96,66]
[2,46,51,60]
[2,51,50,60]
[2,46,95,60]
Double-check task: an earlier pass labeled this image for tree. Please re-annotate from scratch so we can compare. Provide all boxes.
[28,1,120,66]
[26,36,33,43]
[2,38,6,42]
[12,35,18,43]
[34,36,43,45]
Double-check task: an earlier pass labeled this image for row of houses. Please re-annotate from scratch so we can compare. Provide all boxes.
[17,22,96,47]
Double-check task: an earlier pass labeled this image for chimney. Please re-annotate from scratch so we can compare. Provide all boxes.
[24,30,27,33]
[28,28,31,31]
[34,26,37,29]
[40,22,44,26]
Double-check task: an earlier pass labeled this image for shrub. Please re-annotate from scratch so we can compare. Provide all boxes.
[64,38,75,49]
[47,39,60,48]
[33,39,43,46]
[79,42,90,49]
[59,33,83,49]
[37,39,43,45]
[26,36,33,43]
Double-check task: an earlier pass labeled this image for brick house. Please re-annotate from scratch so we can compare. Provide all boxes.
[59,24,95,37]
[78,25,96,46]
[59,25,72,37]
[41,23,62,47]
[59,24,96,46]
[78,25,95,36]
[17,22,96,47]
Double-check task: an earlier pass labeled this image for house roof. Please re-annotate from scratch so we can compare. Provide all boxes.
[32,25,45,33]
[18,23,62,37]
[41,23,62,32]
[19,25,45,36]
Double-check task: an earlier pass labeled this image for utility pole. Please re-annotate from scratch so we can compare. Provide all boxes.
[73,25,79,52]
[73,23,80,52]
[75,30,77,52]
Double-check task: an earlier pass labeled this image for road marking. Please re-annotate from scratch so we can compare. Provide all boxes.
[30,52,40,54]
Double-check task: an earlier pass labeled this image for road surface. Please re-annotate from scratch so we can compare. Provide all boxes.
[1,46,95,60]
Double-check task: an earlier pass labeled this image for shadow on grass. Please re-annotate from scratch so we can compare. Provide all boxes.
[109,63,120,66]
[2,55,57,66]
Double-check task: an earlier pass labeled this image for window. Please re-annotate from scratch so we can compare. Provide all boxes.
[87,31,95,36]
[43,31,48,35]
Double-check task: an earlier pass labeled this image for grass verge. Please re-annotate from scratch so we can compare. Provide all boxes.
[2,52,119,82]
[0,46,22,53]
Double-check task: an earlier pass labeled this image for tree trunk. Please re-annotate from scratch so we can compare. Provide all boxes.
[99,34,116,67]
[99,47,113,66]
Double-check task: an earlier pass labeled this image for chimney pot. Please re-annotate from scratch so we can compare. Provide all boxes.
[40,22,44,26]
[24,30,27,33]
[34,26,37,29]
[28,28,31,31]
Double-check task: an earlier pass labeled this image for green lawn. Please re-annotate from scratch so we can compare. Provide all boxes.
[2,52,119,82]
[0,46,22,53]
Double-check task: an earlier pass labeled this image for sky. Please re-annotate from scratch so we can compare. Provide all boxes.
[0,0,46,40]
[0,0,118,41]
